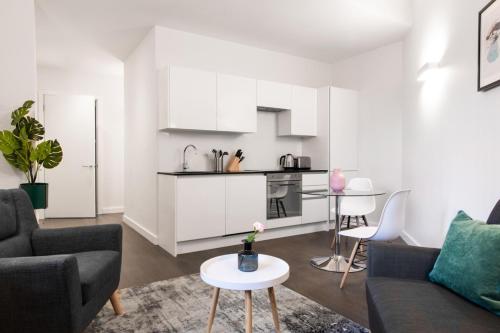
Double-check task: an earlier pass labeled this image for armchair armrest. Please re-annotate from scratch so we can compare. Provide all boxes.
[32,224,122,256]
[0,255,82,332]
[367,242,441,280]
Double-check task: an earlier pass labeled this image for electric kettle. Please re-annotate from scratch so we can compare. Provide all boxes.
[280,154,295,169]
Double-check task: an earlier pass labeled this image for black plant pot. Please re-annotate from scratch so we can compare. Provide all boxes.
[238,241,258,272]
[20,183,48,209]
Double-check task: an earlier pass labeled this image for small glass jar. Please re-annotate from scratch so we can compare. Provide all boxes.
[238,241,258,272]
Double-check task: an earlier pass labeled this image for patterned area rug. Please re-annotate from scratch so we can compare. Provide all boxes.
[86,274,369,333]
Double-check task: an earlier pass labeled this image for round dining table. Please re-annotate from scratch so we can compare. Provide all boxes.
[299,188,386,273]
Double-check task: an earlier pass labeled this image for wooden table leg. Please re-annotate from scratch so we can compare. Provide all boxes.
[268,287,281,332]
[207,287,220,333]
[245,290,252,333]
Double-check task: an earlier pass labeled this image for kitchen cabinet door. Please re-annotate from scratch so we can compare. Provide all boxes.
[226,175,266,235]
[257,80,292,110]
[160,66,217,131]
[278,85,317,136]
[302,194,329,224]
[176,176,226,241]
[217,74,257,133]
[330,87,358,170]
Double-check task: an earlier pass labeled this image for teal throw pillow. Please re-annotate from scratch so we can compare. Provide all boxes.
[428,211,500,316]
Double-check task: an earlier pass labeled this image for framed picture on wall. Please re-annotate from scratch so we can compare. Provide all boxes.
[479,0,500,91]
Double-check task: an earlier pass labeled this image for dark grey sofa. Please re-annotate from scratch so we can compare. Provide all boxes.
[0,189,123,333]
[366,242,500,333]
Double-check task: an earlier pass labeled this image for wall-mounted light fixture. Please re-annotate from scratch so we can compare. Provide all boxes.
[417,62,440,82]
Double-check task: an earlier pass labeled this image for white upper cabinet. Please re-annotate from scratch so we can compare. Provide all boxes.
[225,175,266,234]
[278,86,317,137]
[159,66,217,131]
[257,80,292,110]
[216,73,257,133]
[329,87,358,170]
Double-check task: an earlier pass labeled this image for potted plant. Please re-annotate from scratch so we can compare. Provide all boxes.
[0,100,63,209]
[238,222,265,272]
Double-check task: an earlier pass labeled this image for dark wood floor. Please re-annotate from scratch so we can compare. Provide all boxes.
[42,214,373,327]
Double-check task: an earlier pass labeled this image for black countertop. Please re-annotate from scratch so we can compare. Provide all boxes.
[158,169,328,176]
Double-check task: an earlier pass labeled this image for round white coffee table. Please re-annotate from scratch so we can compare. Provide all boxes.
[200,254,289,333]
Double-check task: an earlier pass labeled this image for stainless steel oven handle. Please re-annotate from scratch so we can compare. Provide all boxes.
[302,195,328,200]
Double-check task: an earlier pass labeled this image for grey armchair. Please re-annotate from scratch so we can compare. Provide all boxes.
[0,189,123,333]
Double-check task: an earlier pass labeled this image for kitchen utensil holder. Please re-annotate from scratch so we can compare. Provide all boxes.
[226,156,241,172]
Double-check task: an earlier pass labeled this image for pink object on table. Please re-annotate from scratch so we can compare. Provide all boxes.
[330,169,346,192]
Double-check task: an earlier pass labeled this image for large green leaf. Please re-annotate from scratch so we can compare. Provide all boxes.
[14,116,45,141]
[11,100,35,126]
[42,140,63,169]
[3,152,20,169]
[0,130,20,155]
[14,149,30,172]
[32,140,51,162]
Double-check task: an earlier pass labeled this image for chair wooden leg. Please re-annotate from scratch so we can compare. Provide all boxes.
[347,216,351,229]
[110,290,124,315]
[207,287,220,333]
[268,287,281,333]
[340,239,361,289]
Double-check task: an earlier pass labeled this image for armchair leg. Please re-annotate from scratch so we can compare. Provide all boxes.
[110,290,124,315]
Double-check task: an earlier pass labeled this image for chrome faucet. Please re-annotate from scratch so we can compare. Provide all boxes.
[182,144,197,171]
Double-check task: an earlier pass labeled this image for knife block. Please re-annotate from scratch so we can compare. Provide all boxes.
[226,156,241,172]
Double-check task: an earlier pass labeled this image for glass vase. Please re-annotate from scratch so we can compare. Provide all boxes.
[238,241,258,272]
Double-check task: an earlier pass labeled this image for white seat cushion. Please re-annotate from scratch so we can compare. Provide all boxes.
[339,226,378,239]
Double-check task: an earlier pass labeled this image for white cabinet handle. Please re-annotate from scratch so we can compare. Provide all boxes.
[82,165,95,168]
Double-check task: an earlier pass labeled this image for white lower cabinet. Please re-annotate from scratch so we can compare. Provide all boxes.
[226,175,266,234]
[176,176,226,242]
[302,194,329,224]
[302,174,329,224]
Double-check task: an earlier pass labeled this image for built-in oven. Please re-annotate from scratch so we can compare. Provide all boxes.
[266,173,302,219]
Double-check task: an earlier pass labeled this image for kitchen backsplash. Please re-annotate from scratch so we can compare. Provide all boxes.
[158,112,302,171]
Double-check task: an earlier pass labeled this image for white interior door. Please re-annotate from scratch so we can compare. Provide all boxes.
[44,94,96,218]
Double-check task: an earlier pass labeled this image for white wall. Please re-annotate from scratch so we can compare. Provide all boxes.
[401,0,500,247]
[124,30,159,242]
[124,26,334,241]
[330,43,403,220]
[37,66,124,214]
[154,26,334,172]
[0,0,37,188]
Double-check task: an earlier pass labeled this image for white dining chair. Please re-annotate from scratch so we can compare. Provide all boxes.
[338,189,411,288]
[337,178,376,228]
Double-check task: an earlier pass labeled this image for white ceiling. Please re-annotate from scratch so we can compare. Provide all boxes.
[35,0,412,76]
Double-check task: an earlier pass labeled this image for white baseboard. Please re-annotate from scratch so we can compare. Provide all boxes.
[101,206,124,214]
[173,222,328,256]
[122,215,158,245]
[401,230,420,246]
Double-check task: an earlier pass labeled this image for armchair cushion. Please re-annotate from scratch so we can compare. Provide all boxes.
[74,250,121,304]
[367,242,440,280]
[366,277,500,333]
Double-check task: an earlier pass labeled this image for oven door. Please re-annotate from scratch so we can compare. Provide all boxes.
[266,175,302,220]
